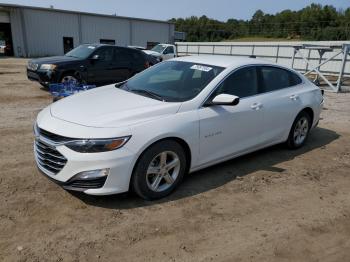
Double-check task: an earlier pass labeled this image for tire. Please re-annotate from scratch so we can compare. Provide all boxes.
[131,140,187,200]
[39,82,49,89]
[60,72,82,84]
[286,111,312,149]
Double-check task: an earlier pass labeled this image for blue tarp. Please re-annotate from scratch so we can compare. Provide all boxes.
[49,82,96,100]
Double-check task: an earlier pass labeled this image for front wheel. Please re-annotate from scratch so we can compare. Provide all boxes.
[131,140,187,200]
[60,72,84,85]
[286,111,311,149]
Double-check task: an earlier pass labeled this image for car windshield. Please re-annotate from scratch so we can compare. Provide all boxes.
[119,61,224,102]
[65,45,97,59]
[150,44,167,53]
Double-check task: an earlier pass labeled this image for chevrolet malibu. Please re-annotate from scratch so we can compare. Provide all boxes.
[34,56,323,200]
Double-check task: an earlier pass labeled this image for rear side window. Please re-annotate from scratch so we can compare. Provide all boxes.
[289,71,302,86]
[130,50,145,64]
[259,66,302,93]
[115,48,132,63]
[214,66,258,98]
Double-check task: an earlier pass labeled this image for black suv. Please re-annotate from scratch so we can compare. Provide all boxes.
[27,44,152,87]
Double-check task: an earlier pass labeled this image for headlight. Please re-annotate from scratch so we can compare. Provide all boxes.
[65,136,131,153]
[40,64,57,70]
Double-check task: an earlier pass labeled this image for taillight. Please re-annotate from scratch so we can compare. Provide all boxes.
[145,61,150,68]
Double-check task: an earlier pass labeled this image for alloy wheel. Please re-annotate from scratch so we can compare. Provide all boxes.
[293,116,309,145]
[146,151,181,192]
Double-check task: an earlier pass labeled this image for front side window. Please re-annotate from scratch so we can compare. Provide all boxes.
[212,66,258,99]
[164,46,174,54]
[94,47,114,62]
[259,66,302,93]
[119,61,224,102]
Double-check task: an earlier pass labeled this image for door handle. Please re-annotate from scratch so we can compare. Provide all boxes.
[290,94,299,101]
[251,102,262,110]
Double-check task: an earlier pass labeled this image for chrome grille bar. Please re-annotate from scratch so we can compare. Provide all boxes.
[34,127,68,176]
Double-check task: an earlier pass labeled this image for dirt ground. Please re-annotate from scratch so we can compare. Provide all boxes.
[0,58,350,262]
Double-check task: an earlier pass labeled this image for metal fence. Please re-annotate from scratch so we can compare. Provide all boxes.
[175,41,350,77]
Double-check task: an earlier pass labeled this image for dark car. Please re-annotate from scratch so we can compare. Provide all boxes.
[27,44,151,87]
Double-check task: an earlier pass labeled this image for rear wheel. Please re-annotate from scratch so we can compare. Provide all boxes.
[132,140,187,200]
[287,111,311,149]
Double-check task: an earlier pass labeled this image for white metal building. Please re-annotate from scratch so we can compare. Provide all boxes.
[0,3,175,57]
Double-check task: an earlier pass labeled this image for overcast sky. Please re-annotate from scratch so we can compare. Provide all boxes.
[1,0,348,21]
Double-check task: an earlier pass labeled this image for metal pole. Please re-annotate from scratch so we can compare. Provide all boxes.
[212,45,215,55]
[291,48,297,69]
[251,45,255,56]
[305,49,311,73]
[314,50,325,84]
[336,45,349,92]
[275,45,280,63]
[230,45,233,56]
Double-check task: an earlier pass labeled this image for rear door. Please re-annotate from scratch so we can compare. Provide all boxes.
[162,46,176,60]
[129,49,147,74]
[110,48,134,83]
[257,66,304,144]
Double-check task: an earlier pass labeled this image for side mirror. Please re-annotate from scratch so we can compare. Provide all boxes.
[90,54,100,61]
[209,94,240,106]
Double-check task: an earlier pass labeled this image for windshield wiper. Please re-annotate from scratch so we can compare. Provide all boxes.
[130,89,165,101]
[115,81,128,89]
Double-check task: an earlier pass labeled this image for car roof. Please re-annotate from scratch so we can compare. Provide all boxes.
[80,44,143,52]
[172,55,275,69]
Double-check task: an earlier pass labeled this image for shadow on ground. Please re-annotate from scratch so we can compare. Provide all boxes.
[72,127,339,209]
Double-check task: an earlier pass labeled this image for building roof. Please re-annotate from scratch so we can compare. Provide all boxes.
[0,2,174,25]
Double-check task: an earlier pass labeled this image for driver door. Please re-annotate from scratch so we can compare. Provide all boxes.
[162,46,175,60]
[198,66,265,165]
[87,46,115,85]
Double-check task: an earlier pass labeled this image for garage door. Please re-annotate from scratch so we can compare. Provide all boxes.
[0,11,10,23]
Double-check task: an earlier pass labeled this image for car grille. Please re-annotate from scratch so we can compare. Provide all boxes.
[34,128,68,175]
[38,128,73,143]
[65,177,107,190]
[27,62,38,71]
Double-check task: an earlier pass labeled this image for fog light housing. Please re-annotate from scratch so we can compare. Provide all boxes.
[73,168,110,181]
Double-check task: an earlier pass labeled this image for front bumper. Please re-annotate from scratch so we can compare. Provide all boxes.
[27,69,60,86]
[34,136,137,195]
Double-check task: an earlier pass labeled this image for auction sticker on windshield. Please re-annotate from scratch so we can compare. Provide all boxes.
[190,65,213,72]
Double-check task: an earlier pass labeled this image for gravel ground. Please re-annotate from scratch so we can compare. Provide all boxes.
[0,58,350,262]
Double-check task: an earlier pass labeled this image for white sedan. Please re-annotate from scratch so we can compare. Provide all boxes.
[34,56,323,200]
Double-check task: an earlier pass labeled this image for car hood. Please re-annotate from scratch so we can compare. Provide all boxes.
[143,50,161,57]
[50,85,182,128]
[30,56,81,64]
